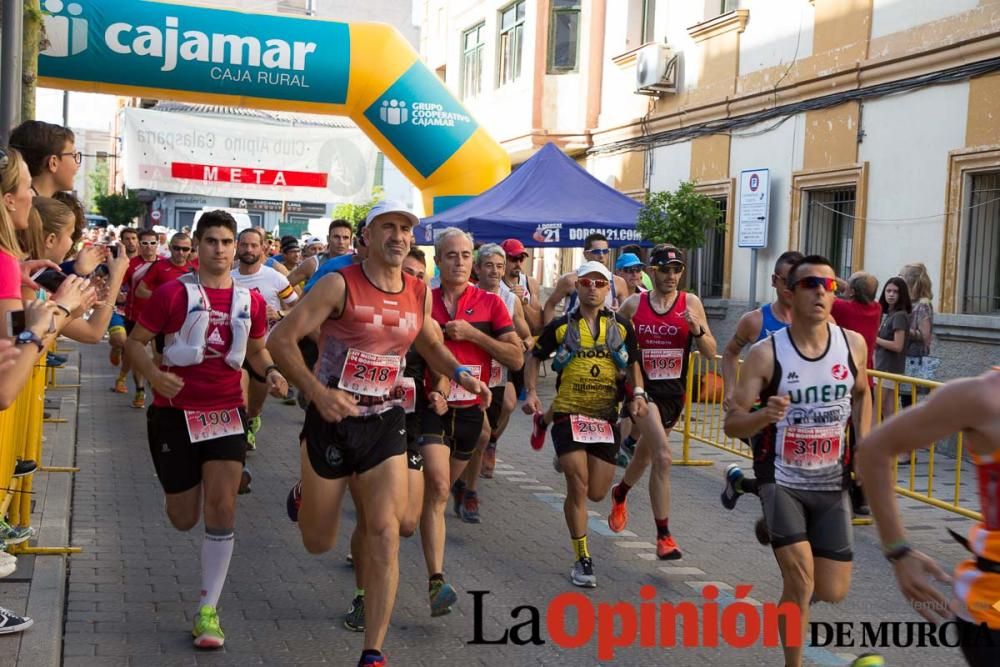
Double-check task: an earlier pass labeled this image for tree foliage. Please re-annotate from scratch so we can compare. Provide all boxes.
[94,190,145,227]
[330,187,385,229]
[87,161,109,212]
[637,181,724,249]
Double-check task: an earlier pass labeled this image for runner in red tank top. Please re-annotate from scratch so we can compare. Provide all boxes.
[607,245,717,561]
[118,228,161,406]
[267,204,491,667]
[859,368,1000,667]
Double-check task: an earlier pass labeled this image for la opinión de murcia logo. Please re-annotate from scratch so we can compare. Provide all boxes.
[42,0,88,57]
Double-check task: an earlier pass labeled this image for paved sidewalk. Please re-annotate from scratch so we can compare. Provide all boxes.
[58,347,975,666]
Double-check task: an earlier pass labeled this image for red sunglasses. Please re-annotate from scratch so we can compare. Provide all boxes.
[578,277,609,288]
[793,276,837,291]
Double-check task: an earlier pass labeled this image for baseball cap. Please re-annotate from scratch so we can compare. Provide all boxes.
[650,246,686,267]
[365,200,419,228]
[615,253,644,271]
[304,236,324,248]
[500,239,528,258]
[281,238,300,253]
[576,260,613,282]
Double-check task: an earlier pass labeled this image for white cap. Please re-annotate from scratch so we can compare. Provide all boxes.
[576,260,612,281]
[304,236,324,247]
[365,200,419,228]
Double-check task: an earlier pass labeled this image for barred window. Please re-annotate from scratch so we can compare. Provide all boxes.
[961,172,1000,314]
[802,187,856,279]
[498,1,526,86]
[462,23,486,100]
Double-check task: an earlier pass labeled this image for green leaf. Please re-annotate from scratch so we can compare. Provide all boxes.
[636,180,725,250]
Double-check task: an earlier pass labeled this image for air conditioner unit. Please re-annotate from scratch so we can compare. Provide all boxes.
[635,43,678,96]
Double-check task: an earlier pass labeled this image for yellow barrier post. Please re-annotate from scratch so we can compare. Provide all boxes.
[674,352,713,466]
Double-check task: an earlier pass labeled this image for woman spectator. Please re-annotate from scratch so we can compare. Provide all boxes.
[874,276,911,421]
[899,262,936,407]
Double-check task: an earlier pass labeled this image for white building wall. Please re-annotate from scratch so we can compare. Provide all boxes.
[858,82,969,300]
[648,142,691,193]
[728,114,806,303]
[870,0,980,40]
[738,0,814,77]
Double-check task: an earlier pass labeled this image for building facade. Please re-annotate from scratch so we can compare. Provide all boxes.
[418,0,1000,378]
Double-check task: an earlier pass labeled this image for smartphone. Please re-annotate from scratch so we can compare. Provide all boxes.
[33,269,69,293]
[5,310,25,337]
[108,244,119,259]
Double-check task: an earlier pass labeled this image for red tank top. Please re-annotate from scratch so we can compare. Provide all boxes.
[317,263,425,414]
[632,290,691,392]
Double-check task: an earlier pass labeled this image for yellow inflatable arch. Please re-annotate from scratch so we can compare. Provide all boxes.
[37,0,509,213]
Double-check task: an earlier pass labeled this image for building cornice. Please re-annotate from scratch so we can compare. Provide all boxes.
[687,10,749,44]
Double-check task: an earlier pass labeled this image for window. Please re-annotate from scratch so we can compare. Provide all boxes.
[176,209,198,230]
[960,172,1000,314]
[720,0,739,14]
[642,0,657,44]
[498,1,526,86]
[802,187,856,280]
[688,197,727,298]
[549,0,581,73]
[462,23,485,99]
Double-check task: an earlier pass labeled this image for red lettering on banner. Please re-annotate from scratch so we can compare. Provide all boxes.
[171,162,328,188]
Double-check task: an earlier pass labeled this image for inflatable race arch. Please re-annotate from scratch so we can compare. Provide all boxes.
[37,0,510,213]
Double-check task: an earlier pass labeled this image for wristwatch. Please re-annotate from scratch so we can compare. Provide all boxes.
[15,330,45,352]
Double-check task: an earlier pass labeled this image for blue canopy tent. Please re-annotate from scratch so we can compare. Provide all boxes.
[418,143,647,248]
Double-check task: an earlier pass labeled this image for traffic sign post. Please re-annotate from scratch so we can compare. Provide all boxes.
[738,169,770,309]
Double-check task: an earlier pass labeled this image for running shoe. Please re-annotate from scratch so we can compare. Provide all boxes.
[0,552,17,579]
[530,412,547,450]
[460,491,481,524]
[570,557,597,588]
[238,467,252,495]
[849,654,885,667]
[552,455,563,474]
[358,653,386,667]
[131,389,145,410]
[281,388,298,406]
[192,604,224,649]
[607,484,628,533]
[109,346,121,367]
[656,535,682,560]
[286,481,302,522]
[347,553,354,566]
[45,353,67,368]
[113,376,127,394]
[0,520,34,546]
[451,480,465,517]
[851,486,871,517]
[721,464,744,510]
[344,594,365,632]
[480,443,496,479]
[755,517,771,546]
[0,607,32,634]
[12,460,36,478]
[429,579,457,617]
[246,415,261,451]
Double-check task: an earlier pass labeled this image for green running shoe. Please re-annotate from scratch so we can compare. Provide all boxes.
[344,594,365,632]
[192,605,224,649]
[429,579,457,617]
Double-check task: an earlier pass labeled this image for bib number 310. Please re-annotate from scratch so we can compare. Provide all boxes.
[781,425,843,470]
[570,415,615,444]
[185,408,244,444]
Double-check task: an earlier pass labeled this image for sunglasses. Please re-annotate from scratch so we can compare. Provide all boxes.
[621,266,644,274]
[507,255,526,262]
[171,245,192,252]
[140,240,158,246]
[578,277,609,288]
[586,248,610,256]
[793,276,837,291]
[654,264,684,274]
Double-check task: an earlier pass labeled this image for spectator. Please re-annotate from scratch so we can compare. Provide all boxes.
[874,277,911,422]
[615,253,647,296]
[899,262,937,406]
[8,120,78,198]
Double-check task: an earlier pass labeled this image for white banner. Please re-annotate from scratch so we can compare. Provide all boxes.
[121,107,376,204]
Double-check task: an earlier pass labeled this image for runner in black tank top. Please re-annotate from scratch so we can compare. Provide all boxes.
[724,255,872,667]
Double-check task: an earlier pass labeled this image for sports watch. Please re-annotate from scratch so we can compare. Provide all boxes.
[15,330,45,352]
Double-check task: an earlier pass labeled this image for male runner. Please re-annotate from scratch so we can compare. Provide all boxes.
[267,204,491,667]
[542,233,628,325]
[724,254,871,667]
[607,245,716,559]
[231,228,299,451]
[500,238,542,333]
[719,250,803,539]
[108,227,139,372]
[525,260,646,587]
[453,243,532,521]
[417,228,522,614]
[125,210,288,650]
[615,253,647,297]
[286,219,354,287]
[117,229,162,404]
[858,369,1000,667]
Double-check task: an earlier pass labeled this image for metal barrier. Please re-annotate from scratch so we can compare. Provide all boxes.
[679,351,982,522]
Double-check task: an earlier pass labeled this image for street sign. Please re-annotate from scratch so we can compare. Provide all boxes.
[151,210,162,222]
[738,168,770,249]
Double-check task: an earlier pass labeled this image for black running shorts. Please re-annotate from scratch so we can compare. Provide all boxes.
[300,404,407,479]
[485,386,507,432]
[758,483,853,561]
[419,405,484,461]
[550,412,620,466]
[146,405,247,495]
[622,384,684,430]
[957,617,1000,667]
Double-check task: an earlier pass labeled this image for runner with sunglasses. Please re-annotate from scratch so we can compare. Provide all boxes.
[118,230,167,407]
[607,245,716,560]
[614,253,647,296]
[724,255,872,667]
[542,233,628,325]
[525,260,645,588]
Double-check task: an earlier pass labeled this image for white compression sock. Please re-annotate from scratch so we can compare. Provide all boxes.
[199,529,234,609]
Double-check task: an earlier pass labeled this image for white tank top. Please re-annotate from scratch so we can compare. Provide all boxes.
[762,324,856,492]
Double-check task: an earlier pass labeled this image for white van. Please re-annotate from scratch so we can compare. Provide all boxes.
[192,208,253,234]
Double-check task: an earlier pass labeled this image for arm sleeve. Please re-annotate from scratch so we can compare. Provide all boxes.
[276,274,298,305]
[532,319,560,360]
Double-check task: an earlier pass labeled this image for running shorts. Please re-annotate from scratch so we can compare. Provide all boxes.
[758,483,853,561]
[146,405,247,494]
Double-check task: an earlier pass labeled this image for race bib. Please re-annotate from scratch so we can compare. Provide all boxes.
[338,349,401,397]
[642,348,683,380]
[447,364,482,402]
[570,415,615,444]
[389,377,417,414]
[488,359,507,388]
[185,408,243,444]
[780,425,843,470]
